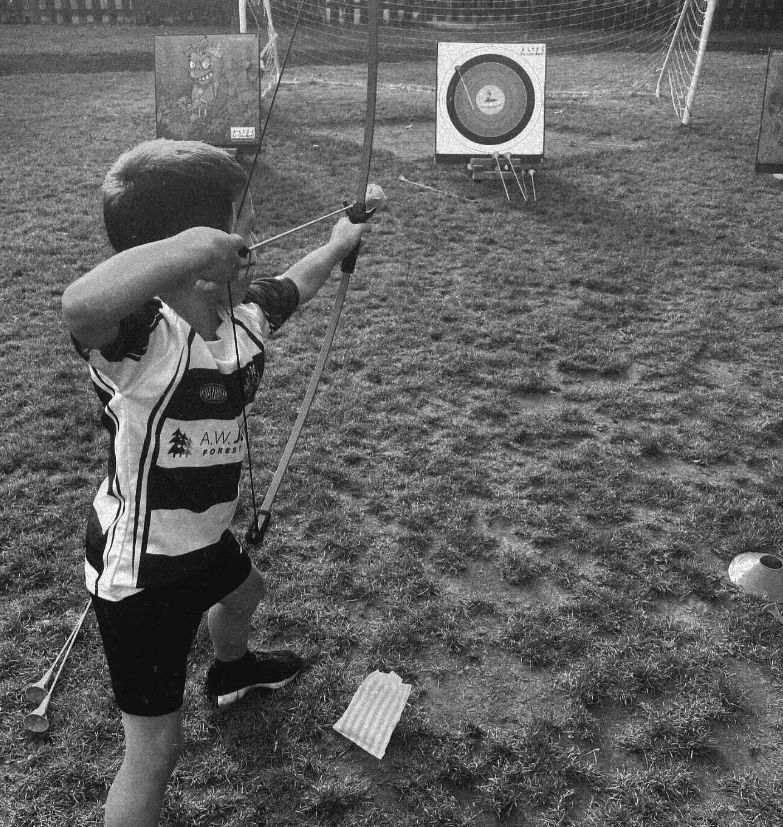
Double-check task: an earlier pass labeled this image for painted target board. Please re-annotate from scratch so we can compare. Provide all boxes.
[155,35,261,148]
[436,42,546,162]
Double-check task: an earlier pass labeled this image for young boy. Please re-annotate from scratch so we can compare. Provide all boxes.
[62,139,375,827]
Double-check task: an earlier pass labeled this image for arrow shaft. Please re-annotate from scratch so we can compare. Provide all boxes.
[246,204,353,251]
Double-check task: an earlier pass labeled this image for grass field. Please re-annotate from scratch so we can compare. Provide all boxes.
[2,22,783,827]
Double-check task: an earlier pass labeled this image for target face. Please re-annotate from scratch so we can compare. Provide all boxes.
[437,43,546,161]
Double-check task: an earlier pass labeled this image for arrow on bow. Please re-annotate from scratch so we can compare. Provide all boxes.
[231,0,381,546]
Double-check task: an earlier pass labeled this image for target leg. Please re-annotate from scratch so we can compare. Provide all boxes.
[505,154,528,202]
[493,153,511,202]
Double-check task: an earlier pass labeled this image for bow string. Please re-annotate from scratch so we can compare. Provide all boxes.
[231,0,381,546]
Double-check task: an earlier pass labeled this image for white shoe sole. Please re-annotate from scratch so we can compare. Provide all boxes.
[215,672,301,708]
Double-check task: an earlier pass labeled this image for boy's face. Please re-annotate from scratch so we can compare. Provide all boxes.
[222,194,258,307]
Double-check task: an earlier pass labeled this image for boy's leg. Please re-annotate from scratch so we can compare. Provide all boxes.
[205,564,303,707]
[207,563,265,660]
[105,709,183,827]
[92,587,206,825]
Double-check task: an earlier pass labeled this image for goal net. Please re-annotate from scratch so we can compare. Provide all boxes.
[652,0,718,125]
[240,0,282,99]
[238,0,718,125]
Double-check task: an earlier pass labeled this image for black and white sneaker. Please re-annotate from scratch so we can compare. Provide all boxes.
[205,649,303,708]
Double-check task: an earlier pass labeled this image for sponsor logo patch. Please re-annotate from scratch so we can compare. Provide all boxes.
[200,383,228,404]
[158,418,245,468]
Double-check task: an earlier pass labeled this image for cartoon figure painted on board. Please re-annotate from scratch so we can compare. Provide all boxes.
[189,40,222,118]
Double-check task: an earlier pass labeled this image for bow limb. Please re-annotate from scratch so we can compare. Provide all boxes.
[341,0,380,274]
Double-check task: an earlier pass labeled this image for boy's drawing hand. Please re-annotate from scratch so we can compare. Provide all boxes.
[176,227,251,294]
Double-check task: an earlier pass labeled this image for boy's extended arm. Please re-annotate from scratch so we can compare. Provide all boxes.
[280,216,369,305]
[62,228,248,350]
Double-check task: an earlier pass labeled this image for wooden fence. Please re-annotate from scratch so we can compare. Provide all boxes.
[0,0,779,29]
[0,0,233,24]
[0,0,131,24]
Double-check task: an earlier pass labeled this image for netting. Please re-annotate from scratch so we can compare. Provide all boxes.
[243,0,714,97]
[244,0,282,96]
[653,0,717,124]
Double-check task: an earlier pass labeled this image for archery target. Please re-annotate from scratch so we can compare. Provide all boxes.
[436,43,546,160]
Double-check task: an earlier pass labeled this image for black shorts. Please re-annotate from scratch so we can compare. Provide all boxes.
[91,537,252,716]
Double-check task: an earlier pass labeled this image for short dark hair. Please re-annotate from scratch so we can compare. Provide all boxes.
[102,139,249,252]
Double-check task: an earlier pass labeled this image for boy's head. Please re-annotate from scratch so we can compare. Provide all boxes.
[102,139,249,252]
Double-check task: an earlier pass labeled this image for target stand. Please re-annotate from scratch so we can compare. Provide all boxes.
[436,42,546,198]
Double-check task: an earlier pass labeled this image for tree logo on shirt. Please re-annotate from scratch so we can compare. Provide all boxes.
[168,427,193,458]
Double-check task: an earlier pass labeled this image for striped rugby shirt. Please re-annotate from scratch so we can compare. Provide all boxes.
[75,278,299,602]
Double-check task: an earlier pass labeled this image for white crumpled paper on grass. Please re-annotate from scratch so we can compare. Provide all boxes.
[333,671,412,759]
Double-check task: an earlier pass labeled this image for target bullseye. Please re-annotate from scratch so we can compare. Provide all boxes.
[476,85,506,116]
